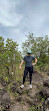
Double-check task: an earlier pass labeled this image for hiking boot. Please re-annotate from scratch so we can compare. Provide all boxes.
[29,84,32,89]
[20,84,24,89]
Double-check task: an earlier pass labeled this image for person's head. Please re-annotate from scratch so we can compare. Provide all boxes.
[27,50,32,56]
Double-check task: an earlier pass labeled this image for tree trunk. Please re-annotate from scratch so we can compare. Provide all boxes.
[12,64,13,74]
[6,66,10,76]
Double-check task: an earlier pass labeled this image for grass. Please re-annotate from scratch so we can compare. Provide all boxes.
[29,106,35,111]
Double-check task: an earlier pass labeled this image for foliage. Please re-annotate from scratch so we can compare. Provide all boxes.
[0,36,22,77]
[22,33,49,70]
[29,105,35,111]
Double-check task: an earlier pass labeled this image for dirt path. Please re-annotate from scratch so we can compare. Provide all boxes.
[0,71,49,111]
[9,72,49,111]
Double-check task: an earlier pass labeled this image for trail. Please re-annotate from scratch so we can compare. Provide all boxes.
[9,72,49,111]
[0,71,49,111]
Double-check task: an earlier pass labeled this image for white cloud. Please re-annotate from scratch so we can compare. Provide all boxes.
[0,0,49,51]
[0,0,23,26]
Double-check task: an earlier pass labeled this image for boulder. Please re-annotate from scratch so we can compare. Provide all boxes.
[17,88,23,94]
[22,102,29,111]
[10,102,22,111]
[16,95,21,101]
[11,82,18,92]
[39,87,49,98]
[43,80,49,88]
[43,98,49,111]
[0,89,7,96]
[0,83,4,89]
[0,78,7,87]
[1,93,11,110]
[11,86,17,92]
[0,106,2,111]
[28,85,38,98]
[26,97,37,106]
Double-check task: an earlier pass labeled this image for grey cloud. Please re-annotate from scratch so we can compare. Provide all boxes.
[0,0,49,51]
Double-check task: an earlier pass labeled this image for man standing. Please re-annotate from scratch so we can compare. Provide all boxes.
[19,50,37,89]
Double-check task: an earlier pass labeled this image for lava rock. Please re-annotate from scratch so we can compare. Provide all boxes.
[0,78,7,87]
[17,88,23,94]
[43,80,49,88]
[11,86,17,92]
[0,89,7,96]
[11,82,18,92]
[16,96,21,101]
[39,87,49,98]
[0,106,2,111]
[43,98,49,111]
[1,93,11,110]
[26,97,37,106]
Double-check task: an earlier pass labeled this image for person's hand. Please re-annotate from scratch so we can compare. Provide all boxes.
[19,66,22,70]
[32,63,36,66]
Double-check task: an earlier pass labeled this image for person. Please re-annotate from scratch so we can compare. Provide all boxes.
[19,50,37,89]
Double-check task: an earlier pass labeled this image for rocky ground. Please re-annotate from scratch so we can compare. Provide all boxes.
[0,71,49,111]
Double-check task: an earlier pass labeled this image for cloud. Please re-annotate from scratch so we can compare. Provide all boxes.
[0,0,49,51]
[0,0,23,26]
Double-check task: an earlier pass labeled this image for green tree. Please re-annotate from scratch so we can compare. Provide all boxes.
[0,37,22,76]
[5,38,19,74]
[22,33,49,57]
[0,36,4,53]
[22,33,49,70]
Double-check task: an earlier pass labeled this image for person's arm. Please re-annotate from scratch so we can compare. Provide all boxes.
[19,60,24,70]
[32,58,37,66]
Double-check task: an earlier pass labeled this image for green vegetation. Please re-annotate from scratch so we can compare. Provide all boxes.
[0,36,22,80]
[22,33,49,72]
[29,106,35,111]
[0,34,49,84]
[0,34,49,111]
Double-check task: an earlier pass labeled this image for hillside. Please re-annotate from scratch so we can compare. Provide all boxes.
[0,70,49,111]
[0,35,49,111]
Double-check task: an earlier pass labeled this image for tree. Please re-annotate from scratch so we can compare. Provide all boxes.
[0,37,22,76]
[5,38,20,74]
[0,36,5,74]
[22,33,49,69]
[22,33,49,57]
[0,36,4,53]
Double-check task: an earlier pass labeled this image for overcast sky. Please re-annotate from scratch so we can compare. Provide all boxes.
[0,0,49,51]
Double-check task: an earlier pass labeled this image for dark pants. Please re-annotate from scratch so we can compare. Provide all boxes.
[23,66,33,84]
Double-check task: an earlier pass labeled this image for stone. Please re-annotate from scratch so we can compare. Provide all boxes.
[11,82,18,92]
[0,78,6,87]
[11,86,17,92]
[0,89,7,96]
[39,87,49,98]
[42,98,49,111]
[0,84,3,89]
[28,85,38,98]
[26,97,36,106]
[1,93,11,110]
[0,106,2,111]
[22,102,29,111]
[43,80,49,88]
[21,95,27,101]
[17,88,23,94]
[10,102,22,111]
[16,96,21,101]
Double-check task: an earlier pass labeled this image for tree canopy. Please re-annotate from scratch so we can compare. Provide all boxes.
[22,33,49,70]
[0,36,22,76]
